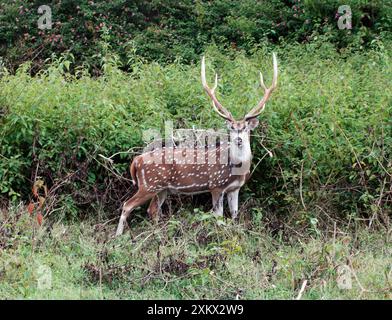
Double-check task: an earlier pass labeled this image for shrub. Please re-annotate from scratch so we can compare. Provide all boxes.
[0,41,391,224]
[0,0,391,72]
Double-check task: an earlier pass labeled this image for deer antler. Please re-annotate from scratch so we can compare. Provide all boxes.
[244,53,278,120]
[201,56,234,122]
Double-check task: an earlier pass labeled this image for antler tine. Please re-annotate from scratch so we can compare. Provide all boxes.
[209,73,224,116]
[245,53,278,120]
[201,56,234,121]
[259,71,267,90]
[211,73,218,93]
[272,52,278,87]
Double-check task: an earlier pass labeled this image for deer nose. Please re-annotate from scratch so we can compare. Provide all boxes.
[234,137,243,146]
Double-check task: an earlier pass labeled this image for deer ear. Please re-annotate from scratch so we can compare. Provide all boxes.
[247,118,259,130]
[226,120,233,130]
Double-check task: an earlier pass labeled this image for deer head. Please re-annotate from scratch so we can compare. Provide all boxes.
[201,54,278,167]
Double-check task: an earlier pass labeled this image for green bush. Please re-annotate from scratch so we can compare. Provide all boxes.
[0,41,391,223]
[0,0,391,72]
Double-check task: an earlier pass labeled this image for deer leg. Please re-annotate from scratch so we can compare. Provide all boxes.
[211,190,224,217]
[227,188,240,220]
[116,190,155,236]
[147,190,167,224]
[157,190,167,210]
[147,196,159,222]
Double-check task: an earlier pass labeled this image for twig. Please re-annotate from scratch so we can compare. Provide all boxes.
[295,279,308,300]
[98,146,139,161]
[333,221,337,259]
[250,141,275,177]
[133,228,160,252]
[259,140,273,158]
[93,217,118,228]
[295,280,308,300]
[335,123,363,172]
[95,156,133,183]
[372,155,392,178]
[369,177,386,228]
[283,222,305,239]
[348,258,369,295]
[300,160,307,210]
[99,267,103,300]
[209,272,237,290]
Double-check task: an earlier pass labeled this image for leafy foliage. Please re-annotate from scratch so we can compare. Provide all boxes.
[0,41,391,224]
[0,0,391,72]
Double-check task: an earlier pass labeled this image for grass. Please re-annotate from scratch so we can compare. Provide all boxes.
[0,203,390,299]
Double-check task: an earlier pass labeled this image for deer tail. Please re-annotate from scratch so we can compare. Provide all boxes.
[130,158,138,186]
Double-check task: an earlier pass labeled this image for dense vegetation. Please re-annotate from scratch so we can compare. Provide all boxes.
[0,0,391,299]
[1,43,391,227]
[1,0,391,73]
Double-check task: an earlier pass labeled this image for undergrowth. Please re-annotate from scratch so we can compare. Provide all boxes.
[0,203,390,299]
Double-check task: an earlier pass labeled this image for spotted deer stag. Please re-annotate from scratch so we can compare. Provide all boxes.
[116,54,278,236]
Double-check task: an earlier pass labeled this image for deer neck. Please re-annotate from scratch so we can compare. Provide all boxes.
[229,133,252,174]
